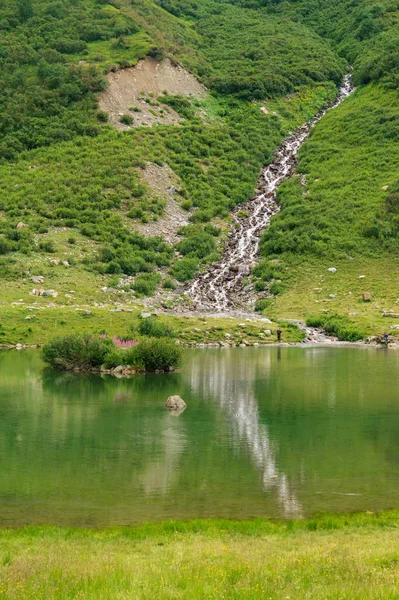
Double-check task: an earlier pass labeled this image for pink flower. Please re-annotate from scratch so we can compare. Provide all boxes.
[113,337,138,348]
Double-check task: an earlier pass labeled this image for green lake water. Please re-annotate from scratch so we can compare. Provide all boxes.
[1,347,399,526]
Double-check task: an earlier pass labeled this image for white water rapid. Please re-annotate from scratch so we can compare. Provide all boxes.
[187,75,354,311]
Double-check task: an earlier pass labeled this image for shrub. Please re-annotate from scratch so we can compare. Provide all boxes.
[137,317,175,338]
[97,111,109,122]
[125,338,181,371]
[132,273,161,296]
[306,314,364,342]
[255,298,272,312]
[171,257,199,282]
[120,114,134,125]
[163,278,176,290]
[38,240,55,253]
[42,334,112,370]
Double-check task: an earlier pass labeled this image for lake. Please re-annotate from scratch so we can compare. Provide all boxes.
[0,346,398,526]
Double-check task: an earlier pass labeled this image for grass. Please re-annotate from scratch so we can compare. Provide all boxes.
[0,307,302,346]
[255,83,399,333]
[2,512,399,598]
[72,31,153,69]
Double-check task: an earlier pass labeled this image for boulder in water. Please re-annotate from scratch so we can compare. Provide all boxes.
[166,395,186,411]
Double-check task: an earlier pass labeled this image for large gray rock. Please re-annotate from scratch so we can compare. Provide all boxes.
[166,395,186,411]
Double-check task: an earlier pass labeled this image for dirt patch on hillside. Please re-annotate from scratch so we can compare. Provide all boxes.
[100,57,207,129]
[133,164,190,244]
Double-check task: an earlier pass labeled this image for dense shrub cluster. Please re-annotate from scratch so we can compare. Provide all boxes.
[42,334,112,370]
[0,0,141,160]
[232,0,399,89]
[42,333,182,371]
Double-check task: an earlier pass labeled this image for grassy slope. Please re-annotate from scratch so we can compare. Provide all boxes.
[2,512,399,598]
[256,83,399,334]
[0,0,345,313]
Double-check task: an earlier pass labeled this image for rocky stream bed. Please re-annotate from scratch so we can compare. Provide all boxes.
[185,75,355,312]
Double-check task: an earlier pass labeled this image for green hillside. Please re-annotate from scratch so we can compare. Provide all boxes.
[0,0,398,339]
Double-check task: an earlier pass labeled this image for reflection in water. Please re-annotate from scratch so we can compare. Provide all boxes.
[186,350,302,517]
[141,413,187,496]
[2,348,399,526]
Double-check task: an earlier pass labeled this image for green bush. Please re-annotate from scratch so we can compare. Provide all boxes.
[132,273,161,296]
[137,317,175,338]
[97,111,109,123]
[120,114,134,125]
[171,257,199,282]
[42,334,112,369]
[255,298,272,312]
[306,314,365,342]
[125,338,181,371]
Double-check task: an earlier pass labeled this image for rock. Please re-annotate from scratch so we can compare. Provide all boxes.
[328,267,337,273]
[239,323,246,328]
[16,222,28,230]
[166,395,187,410]
[225,333,231,338]
[329,294,336,298]
[112,365,124,374]
[264,329,271,336]
[238,265,250,276]
[31,276,44,284]
[49,258,60,265]
[358,275,365,279]
[382,185,389,191]
[239,343,246,347]
[62,261,69,267]
[383,313,399,318]
[362,292,372,302]
[24,315,36,320]
[140,312,154,319]
[15,344,23,350]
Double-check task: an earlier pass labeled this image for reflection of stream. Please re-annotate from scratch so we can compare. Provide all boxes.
[140,412,187,496]
[186,352,302,517]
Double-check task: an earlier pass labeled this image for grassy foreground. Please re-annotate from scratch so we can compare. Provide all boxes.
[2,513,399,598]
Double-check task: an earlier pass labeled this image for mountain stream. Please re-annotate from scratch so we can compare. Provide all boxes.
[186,75,354,311]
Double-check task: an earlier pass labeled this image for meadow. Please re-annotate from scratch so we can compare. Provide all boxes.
[2,512,399,598]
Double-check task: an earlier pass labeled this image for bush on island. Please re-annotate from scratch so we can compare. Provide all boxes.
[42,334,182,372]
[42,334,112,370]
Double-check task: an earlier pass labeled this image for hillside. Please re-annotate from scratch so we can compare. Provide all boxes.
[0,0,398,341]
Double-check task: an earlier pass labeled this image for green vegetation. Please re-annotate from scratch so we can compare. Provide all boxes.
[136,316,175,337]
[42,333,112,370]
[0,0,144,160]
[255,83,399,325]
[41,332,182,371]
[0,0,398,327]
[3,512,399,598]
[306,313,365,342]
